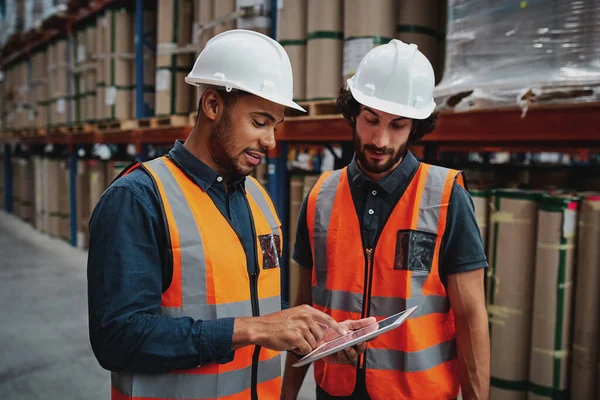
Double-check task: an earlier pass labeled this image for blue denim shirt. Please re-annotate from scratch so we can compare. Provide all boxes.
[87,141,257,373]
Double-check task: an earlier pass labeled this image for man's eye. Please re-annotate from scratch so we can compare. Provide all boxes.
[392,123,408,130]
[365,119,378,125]
[253,120,266,127]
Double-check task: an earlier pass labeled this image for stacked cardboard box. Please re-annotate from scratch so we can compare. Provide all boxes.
[77,160,90,248]
[48,40,69,126]
[31,50,50,129]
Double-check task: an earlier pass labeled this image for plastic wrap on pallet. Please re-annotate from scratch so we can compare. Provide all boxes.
[435,0,600,112]
[4,0,25,44]
[25,0,45,32]
[42,0,68,21]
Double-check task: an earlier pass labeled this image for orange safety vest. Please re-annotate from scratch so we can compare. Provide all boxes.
[110,156,283,400]
[307,163,464,400]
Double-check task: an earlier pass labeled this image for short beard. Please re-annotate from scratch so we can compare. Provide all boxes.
[208,109,266,178]
[353,126,407,174]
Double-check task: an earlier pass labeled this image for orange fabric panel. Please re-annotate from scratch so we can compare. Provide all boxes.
[255,376,282,400]
[455,172,465,188]
[365,361,459,400]
[313,306,362,323]
[144,162,183,308]
[164,160,249,305]
[325,170,365,294]
[314,361,357,397]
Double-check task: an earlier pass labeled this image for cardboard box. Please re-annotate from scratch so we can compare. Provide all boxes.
[529,194,578,399]
[487,189,539,400]
[89,160,107,214]
[571,194,600,400]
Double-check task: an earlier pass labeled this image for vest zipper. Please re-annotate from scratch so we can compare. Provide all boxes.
[243,195,261,400]
[358,247,374,370]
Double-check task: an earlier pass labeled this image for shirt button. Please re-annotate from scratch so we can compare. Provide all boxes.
[368,209,374,215]
[372,190,377,196]
[216,176,223,183]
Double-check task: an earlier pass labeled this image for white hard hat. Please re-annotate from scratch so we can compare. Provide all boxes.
[347,39,436,120]
[185,29,305,112]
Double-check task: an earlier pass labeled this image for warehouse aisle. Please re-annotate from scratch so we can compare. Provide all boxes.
[0,212,316,400]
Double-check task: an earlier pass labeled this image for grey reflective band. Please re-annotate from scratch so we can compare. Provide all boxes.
[418,165,448,234]
[144,158,208,307]
[313,170,343,289]
[366,340,456,372]
[245,178,280,236]
[160,296,281,319]
[112,354,281,398]
[312,286,449,317]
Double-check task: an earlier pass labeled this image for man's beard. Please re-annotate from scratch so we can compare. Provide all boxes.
[209,110,267,177]
[353,126,408,174]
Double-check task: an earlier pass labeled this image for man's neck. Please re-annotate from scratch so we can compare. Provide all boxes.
[183,129,229,180]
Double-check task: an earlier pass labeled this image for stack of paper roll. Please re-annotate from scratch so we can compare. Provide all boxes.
[48,159,60,237]
[571,194,600,400]
[84,21,98,123]
[31,50,49,129]
[138,5,157,118]
[278,0,307,101]
[42,158,50,233]
[343,0,396,84]
[306,0,343,100]
[487,189,539,400]
[49,40,69,126]
[89,160,107,215]
[288,175,305,304]
[529,194,579,400]
[33,157,44,231]
[73,27,87,124]
[95,12,107,121]
[11,159,21,218]
[194,0,214,107]
[77,160,90,249]
[156,0,194,117]
[213,0,236,35]
[470,188,490,254]
[396,0,444,84]
[59,161,70,241]
[102,8,135,121]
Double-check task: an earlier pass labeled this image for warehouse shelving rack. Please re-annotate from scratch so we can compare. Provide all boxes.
[1,0,600,306]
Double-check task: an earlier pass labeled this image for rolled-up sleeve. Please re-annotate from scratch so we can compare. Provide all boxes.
[87,175,235,373]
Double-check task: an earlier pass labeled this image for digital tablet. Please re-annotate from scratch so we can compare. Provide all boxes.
[292,306,418,367]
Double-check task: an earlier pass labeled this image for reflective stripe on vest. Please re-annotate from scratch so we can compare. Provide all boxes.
[308,163,462,399]
[111,156,282,400]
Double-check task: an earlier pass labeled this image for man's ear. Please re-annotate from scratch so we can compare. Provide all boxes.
[200,88,221,122]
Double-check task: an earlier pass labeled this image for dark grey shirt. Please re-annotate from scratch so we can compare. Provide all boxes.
[292,151,488,285]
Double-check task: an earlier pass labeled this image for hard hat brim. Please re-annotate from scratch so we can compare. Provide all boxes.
[185,76,306,113]
[347,80,436,120]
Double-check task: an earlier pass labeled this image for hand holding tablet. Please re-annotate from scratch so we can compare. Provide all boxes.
[292,306,418,367]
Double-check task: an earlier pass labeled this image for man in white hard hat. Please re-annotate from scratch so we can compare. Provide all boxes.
[282,40,490,399]
[87,30,372,400]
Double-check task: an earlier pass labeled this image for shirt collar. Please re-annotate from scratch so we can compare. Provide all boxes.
[348,150,419,195]
[168,140,245,191]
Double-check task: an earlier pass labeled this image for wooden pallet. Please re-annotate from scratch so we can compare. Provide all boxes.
[48,125,71,136]
[67,123,96,134]
[97,120,137,131]
[284,100,342,120]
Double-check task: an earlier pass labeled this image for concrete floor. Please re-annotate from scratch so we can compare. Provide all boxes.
[0,212,316,399]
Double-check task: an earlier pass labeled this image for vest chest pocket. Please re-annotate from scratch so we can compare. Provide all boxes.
[394,230,437,273]
[259,234,281,270]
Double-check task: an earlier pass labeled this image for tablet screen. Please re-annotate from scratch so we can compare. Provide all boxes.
[292,306,417,367]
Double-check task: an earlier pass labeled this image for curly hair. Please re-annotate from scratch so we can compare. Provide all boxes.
[336,87,438,144]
